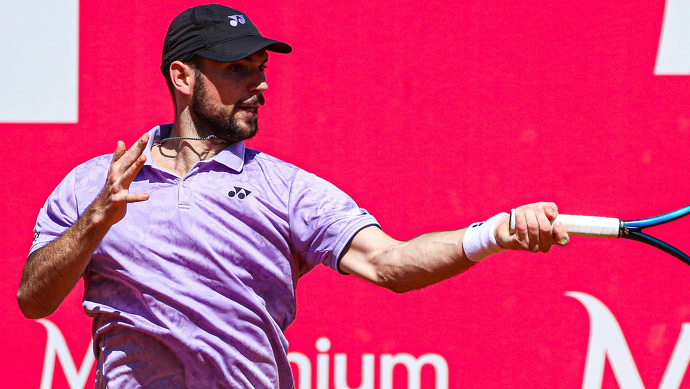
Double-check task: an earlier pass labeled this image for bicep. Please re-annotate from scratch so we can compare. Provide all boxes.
[338,226,400,284]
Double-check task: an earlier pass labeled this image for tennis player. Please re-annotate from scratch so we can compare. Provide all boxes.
[17,4,569,388]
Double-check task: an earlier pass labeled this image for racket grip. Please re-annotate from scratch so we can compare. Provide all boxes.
[509,210,620,238]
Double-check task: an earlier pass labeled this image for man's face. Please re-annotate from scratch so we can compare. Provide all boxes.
[189,50,269,142]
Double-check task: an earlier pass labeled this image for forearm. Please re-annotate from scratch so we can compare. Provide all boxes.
[17,206,111,319]
[342,204,569,293]
[353,229,474,293]
[18,134,150,319]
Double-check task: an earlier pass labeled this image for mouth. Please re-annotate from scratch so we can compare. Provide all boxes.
[236,104,259,116]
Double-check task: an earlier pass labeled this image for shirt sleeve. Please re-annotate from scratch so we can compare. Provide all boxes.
[288,169,379,274]
[29,167,80,256]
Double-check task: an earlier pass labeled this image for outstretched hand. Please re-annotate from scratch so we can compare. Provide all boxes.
[89,133,150,227]
[496,202,569,253]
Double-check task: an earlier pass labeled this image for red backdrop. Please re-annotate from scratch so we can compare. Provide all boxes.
[3,1,690,388]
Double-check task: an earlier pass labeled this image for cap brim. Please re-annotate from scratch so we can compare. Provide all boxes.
[196,35,292,63]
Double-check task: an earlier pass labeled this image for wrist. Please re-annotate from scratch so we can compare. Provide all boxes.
[81,198,120,234]
[462,212,508,262]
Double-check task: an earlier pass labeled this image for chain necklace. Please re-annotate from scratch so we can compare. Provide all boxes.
[158,134,228,144]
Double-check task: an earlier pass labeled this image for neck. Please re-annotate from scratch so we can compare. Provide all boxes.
[151,113,231,177]
[172,110,231,153]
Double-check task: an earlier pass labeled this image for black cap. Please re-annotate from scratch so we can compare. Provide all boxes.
[161,4,292,76]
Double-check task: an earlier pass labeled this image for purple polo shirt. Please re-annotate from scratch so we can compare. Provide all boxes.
[30,124,378,388]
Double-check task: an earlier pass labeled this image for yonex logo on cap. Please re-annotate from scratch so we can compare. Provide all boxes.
[228,15,246,27]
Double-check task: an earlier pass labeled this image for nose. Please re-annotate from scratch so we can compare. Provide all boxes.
[252,80,268,94]
[250,71,268,95]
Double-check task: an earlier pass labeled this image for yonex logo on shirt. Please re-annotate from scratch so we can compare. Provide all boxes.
[228,186,251,199]
[228,15,245,27]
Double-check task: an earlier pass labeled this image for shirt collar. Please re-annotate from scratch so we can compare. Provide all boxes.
[143,124,246,173]
[211,140,246,172]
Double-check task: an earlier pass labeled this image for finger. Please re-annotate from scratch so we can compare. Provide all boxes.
[111,190,149,204]
[524,208,540,252]
[543,202,558,221]
[120,154,147,188]
[514,208,530,250]
[552,221,570,246]
[535,208,554,253]
[112,141,126,164]
[117,133,150,170]
[125,192,150,203]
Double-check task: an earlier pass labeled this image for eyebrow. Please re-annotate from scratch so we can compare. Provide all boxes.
[240,51,269,64]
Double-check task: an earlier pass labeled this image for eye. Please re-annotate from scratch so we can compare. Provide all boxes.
[228,64,244,73]
[259,64,268,72]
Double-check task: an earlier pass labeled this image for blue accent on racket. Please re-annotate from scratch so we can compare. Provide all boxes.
[619,205,690,266]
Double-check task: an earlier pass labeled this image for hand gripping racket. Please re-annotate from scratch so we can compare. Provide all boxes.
[509,205,690,266]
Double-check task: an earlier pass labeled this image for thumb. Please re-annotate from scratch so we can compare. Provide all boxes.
[494,213,514,249]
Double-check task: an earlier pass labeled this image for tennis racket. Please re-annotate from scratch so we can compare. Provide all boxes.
[509,205,690,266]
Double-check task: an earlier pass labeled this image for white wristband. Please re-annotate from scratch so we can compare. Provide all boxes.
[462,212,508,262]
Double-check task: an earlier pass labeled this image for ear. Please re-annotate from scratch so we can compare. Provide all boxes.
[169,61,196,97]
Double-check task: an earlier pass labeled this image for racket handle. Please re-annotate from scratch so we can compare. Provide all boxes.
[509,210,620,238]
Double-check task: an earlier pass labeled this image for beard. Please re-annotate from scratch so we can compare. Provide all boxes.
[189,72,262,143]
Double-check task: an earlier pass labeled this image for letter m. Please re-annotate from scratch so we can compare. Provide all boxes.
[380,353,449,389]
[655,0,690,75]
[567,292,690,389]
[36,319,95,389]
